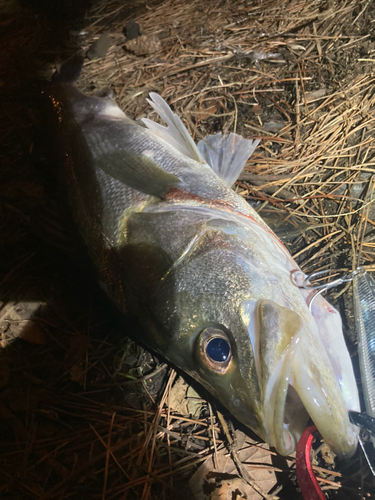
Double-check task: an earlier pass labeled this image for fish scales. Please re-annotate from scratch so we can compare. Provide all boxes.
[46,71,360,458]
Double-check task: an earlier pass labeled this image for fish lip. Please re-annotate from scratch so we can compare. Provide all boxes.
[289,357,359,459]
[287,358,358,459]
[255,298,359,458]
[264,357,358,458]
[261,335,309,456]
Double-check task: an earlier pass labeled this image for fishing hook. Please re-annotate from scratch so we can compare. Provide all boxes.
[302,267,365,310]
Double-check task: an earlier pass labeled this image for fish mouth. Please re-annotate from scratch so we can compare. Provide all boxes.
[256,299,358,458]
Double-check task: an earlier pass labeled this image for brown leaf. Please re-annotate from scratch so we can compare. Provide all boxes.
[69,334,91,359]
[20,323,45,344]
[189,430,281,500]
[0,180,43,199]
[321,443,335,465]
[169,377,203,417]
[87,33,112,60]
[0,301,44,343]
[194,104,219,119]
[210,477,248,499]
[0,359,10,387]
[252,104,262,115]
[70,363,85,385]
[169,377,190,416]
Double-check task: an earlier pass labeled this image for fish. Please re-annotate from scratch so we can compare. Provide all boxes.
[46,63,360,458]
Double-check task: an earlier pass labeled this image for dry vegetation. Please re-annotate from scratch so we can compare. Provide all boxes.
[0,0,375,498]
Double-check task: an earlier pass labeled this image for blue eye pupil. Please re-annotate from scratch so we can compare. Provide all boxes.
[206,338,230,362]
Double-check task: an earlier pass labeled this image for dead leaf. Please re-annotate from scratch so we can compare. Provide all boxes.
[169,377,203,418]
[70,363,85,385]
[0,180,43,198]
[20,323,45,344]
[263,121,286,132]
[9,391,39,412]
[0,301,44,344]
[186,385,203,418]
[299,88,327,105]
[321,443,335,465]
[193,104,219,119]
[169,377,190,415]
[252,104,262,115]
[68,334,91,360]
[87,33,112,60]
[189,430,280,500]
[0,359,10,387]
[210,477,248,499]
[192,97,224,119]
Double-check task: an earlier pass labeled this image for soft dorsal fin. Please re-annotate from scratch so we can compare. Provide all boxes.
[197,133,260,186]
[142,93,206,164]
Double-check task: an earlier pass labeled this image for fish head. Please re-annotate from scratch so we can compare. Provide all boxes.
[125,208,359,457]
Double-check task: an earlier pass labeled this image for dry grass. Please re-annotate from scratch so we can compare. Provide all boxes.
[76,0,375,276]
[0,0,375,498]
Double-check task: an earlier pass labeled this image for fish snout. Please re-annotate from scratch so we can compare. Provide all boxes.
[256,299,358,457]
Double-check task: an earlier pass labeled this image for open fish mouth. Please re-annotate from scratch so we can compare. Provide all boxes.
[255,299,359,458]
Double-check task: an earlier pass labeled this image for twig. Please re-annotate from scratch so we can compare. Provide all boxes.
[217,412,277,500]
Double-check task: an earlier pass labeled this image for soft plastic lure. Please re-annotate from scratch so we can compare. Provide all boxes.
[296,268,375,493]
[351,267,375,475]
[353,267,375,419]
[301,266,375,418]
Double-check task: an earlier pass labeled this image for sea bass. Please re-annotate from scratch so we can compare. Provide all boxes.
[47,70,360,457]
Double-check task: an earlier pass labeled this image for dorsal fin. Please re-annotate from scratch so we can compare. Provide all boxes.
[142,93,206,164]
[197,133,260,186]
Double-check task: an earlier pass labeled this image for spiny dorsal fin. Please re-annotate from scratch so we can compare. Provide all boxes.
[197,133,260,186]
[142,93,206,164]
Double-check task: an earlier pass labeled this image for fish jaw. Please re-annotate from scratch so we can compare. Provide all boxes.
[252,299,359,458]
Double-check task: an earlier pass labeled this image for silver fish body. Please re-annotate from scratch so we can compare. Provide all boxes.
[47,81,360,457]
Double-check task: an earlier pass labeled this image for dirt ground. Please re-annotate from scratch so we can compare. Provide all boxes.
[0,0,375,498]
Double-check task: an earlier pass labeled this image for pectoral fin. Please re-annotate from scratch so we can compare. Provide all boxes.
[97,151,181,198]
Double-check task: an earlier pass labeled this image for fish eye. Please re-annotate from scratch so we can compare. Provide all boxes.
[199,327,232,374]
[206,337,230,362]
